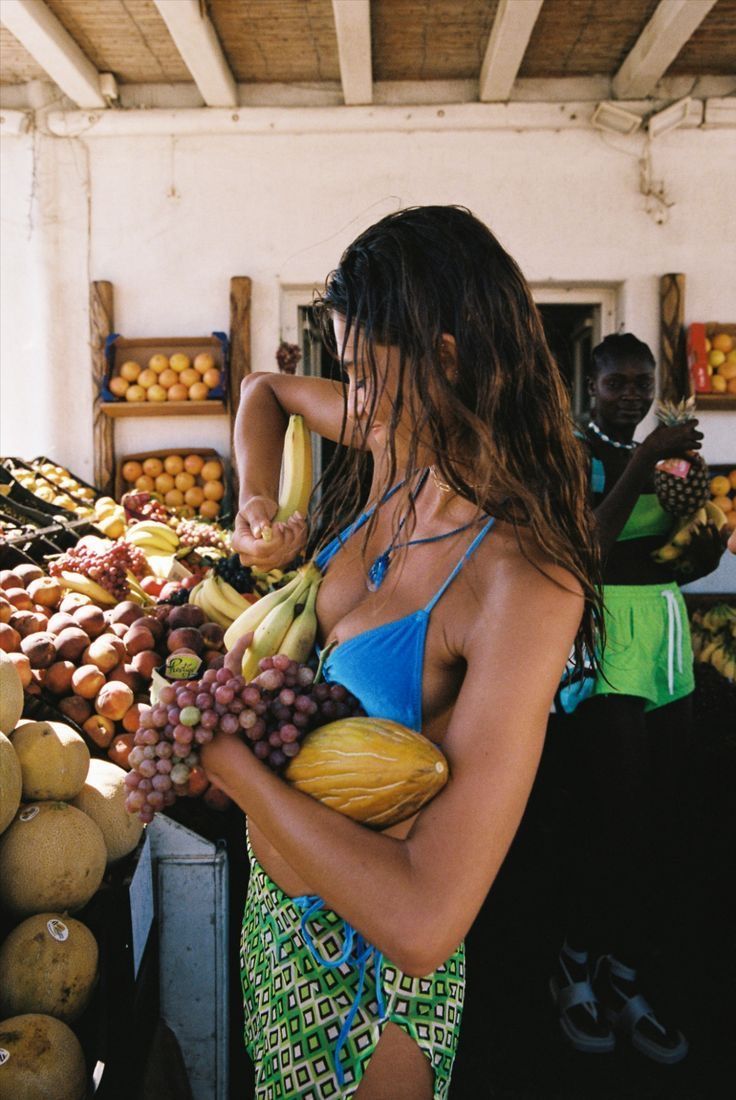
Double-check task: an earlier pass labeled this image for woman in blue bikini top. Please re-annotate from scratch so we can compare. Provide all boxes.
[202,206,603,1098]
[315,476,495,733]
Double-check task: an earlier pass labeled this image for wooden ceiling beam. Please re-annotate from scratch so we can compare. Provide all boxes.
[612,0,718,100]
[0,0,106,108]
[332,0,372,105]
[153,0,237,108]
[479,0,544,102]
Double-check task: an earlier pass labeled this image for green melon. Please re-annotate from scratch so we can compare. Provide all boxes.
[0,732,22,834]
[9,721,89,802]
[0,1013,87,1100]
[0,913,99,1023]
[0,653,24,735]
[0,801,106,917]
[71,758,143,864]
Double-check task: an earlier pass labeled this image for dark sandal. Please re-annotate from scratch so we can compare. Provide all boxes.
[550,960,615,1054]
[595,955,688,1066]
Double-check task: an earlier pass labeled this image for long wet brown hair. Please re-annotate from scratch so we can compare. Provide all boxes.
[311,205,602,671]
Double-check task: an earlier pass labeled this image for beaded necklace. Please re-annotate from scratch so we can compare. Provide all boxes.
[587,420,638,452]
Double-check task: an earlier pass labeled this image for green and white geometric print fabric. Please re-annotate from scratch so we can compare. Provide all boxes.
[241,846,465,1099]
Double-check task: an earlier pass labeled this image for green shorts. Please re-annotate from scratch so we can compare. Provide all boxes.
[591,582,694,712]
[241,831,464,1099]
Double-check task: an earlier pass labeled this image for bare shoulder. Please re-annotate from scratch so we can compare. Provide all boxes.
[462,518,584,631]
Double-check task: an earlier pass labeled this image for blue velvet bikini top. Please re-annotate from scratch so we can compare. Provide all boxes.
[315,493,495,732]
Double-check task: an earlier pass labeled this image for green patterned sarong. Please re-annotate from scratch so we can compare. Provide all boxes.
[241,831,464,1098]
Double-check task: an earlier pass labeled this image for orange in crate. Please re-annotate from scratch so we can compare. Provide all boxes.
[117,448,228,521]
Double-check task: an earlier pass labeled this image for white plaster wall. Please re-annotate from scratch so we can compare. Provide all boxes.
[1,121,734,590]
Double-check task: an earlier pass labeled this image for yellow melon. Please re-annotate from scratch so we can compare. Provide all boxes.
[0,801,106,917]
[71,759,143,863]
[0,732,22,834]
[0,652,24,735]
[0,1013,87,1099]
[285,717,449,829]
[9,720,89,802]
[0,913,98,1022]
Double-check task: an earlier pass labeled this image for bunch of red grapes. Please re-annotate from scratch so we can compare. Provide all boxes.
[49,541,148,600]
[125,655,364,822]
[177,518,229,553]
[120,491,175,527]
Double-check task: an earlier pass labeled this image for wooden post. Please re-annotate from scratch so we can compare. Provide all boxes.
[90,280,115,493]
[660,273,688,403]
[229,277,252,500]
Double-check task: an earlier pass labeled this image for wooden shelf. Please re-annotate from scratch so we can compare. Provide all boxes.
[694,394,736,411]
[100,400,227,419]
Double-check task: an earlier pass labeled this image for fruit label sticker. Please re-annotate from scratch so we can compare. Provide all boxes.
[47,918,69,942]
[19,806,39,822]
[656,458,691,480]
[164,654,203,680]
[0,1049,9,1066]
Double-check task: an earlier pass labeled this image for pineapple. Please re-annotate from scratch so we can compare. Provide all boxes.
[653,398,710,516]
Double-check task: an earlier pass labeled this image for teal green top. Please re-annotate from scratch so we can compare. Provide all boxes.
[617,493,672,542]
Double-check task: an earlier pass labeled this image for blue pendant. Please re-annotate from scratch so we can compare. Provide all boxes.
[366,551,391,592]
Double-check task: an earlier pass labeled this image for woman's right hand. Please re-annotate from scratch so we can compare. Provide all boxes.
[231,495,308,570]
[638,419,703,465]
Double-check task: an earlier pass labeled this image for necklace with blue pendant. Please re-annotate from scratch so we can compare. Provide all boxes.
[366,469,479,592]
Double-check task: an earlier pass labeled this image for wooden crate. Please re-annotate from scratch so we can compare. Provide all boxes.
[100,335,228,419]
[115,447,230,520]
[688,322,736,410]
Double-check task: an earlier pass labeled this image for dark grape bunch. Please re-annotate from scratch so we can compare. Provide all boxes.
[275,341,302,374]
[125,655,364,823]
[212,553,255,594]
[49,540,148,600]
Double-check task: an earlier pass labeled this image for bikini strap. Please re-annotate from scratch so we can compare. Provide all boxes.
[315,477,408,570]
[424,516,496,613]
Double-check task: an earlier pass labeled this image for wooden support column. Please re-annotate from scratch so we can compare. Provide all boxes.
[90,280,115,493]
[659,273,688,403]
[228,277,252,500]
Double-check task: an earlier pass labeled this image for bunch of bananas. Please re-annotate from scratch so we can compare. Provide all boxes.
[691,603,736,681]
[93,496,127,539]
[260,414,313,541]
[189,573,259,630]
[225,561,323,680]
[125,520,181,579]
[652,502,727,565]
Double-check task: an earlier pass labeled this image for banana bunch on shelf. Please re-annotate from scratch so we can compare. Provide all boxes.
[93,496,127,539]
[225,561,323,680]
[652,502,728,566]
[125,520,180,578]
[691,603,736,681]
[189,573,261,630]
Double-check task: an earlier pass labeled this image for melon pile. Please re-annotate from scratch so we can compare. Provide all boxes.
[0,655,143,1098]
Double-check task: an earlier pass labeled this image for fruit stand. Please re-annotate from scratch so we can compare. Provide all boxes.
[1,428,444,1097]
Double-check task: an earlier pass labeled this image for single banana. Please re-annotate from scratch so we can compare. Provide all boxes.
[196,580,233,630]
[704,501,728,531]
[278,576,321,664]
[210,575,254,620]
[224,568,309,650]
[274,414,313,524]
[652,542,683,563]
[671,507,708,548]
[241,574,312,680]
[59,570,117,606]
